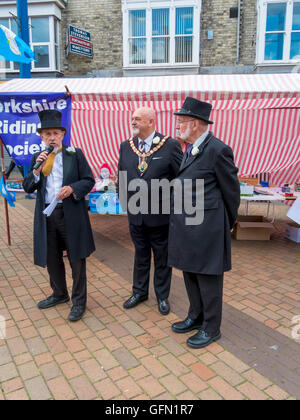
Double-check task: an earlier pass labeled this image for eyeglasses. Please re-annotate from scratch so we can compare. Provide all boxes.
[176,119,195,125]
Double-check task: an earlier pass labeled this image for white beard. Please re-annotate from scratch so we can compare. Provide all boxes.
[132,127,140,136]
[179,126,192,141]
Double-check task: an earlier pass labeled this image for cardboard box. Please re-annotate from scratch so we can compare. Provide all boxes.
[285,223,300,243]
[234,215,275,241]
[238,176,259,186]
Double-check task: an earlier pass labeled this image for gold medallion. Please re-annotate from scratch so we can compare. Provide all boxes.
[138,159,148,173]
[128,135,170,174]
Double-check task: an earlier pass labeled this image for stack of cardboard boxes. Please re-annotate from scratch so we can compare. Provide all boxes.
[235,177,274,241]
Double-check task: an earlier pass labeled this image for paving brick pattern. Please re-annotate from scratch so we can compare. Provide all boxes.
[0,198,299,400]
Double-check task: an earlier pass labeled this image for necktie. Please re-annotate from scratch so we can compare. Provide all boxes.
[139,140,146,153]
[186,143,193,156]
[42,148,62,177]
[184,143,193,163]
[139,140,146,163]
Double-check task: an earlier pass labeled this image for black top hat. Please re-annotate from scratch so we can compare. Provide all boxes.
[37,110,67,133]
[174,97,214,124]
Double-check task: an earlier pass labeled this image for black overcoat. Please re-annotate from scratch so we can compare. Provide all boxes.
[118,132,183,227]
[168,133,240,275]
[23,145,95,268]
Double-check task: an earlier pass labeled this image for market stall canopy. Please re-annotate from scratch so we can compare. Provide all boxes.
[0,74,299,184]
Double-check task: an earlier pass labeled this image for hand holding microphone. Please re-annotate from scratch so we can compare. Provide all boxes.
[33,145,54,174]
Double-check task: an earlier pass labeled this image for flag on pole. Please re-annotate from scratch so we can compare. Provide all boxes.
[0,175,16,207]
[0,24,35,64]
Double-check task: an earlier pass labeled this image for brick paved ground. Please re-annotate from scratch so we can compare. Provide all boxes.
[0,197,299,400]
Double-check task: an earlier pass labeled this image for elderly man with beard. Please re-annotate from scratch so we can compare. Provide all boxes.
[118,107,183,315]
[168,97,240,349]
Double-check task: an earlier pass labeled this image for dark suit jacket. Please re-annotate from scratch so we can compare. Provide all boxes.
[23,145,95,268]
[118,132,183,226]
[168,132,240,275]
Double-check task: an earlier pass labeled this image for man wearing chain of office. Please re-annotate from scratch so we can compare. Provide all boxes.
[118,107,183,316]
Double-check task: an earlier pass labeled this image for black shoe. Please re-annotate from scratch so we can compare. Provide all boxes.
[123,294,148,309]
[187,330,221,349]
[172,317,202,334]
[158,298,170,316]
[37,295,70,309]
[68,305,85,322]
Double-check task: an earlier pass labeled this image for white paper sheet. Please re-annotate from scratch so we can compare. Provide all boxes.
[43,198,59,217]
[287,197,300,225]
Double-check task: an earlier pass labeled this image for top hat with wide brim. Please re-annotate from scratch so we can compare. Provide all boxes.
[37,110,67,133]
[174,97,214,124]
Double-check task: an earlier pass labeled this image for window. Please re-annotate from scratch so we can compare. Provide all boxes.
[32,17,50,68]
[0,16,60,72]
[175,7,194,63]
[129,10,146,64]
[257,0,300,63]
[123,0,201,67]
[152,9,170,64]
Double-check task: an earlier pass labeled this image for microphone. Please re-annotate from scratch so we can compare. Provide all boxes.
[33,145,54,171]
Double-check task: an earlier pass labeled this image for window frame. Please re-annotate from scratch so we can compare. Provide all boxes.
[0,15,60,73]
[257,0,300,64]
[122,0,202,69]
[31,16,51,71]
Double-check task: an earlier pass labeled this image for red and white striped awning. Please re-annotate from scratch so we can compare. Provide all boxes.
[0,74,299,184]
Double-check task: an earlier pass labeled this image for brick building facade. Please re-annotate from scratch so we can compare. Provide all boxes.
[62,0,256,77]
[0,0,299,78]
[200,0,257,73]
[61,0,123,77]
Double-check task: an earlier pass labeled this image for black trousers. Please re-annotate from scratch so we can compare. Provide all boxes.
[183,272,224,334]
[46,207,87,307]
[129,223,172,300]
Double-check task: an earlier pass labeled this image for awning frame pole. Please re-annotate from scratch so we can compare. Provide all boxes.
[0,137,12,246]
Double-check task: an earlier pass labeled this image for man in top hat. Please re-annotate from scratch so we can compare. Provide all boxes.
[118,107,183,315]
[168,97,240,349]
[23,110,95,322]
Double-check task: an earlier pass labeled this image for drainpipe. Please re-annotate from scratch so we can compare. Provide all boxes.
[236,0,242,65]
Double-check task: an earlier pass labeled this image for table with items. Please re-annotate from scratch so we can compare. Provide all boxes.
[240,181,300,224]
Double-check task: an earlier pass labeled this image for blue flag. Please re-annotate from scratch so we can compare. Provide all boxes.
[0,175,16,207]
[0,24,35,64]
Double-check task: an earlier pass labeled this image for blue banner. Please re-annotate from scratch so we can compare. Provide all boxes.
[0,92,71,166]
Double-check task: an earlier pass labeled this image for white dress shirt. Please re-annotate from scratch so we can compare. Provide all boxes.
[193,129,209,149]
[138,131,156,153]
[34,151,63,204]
